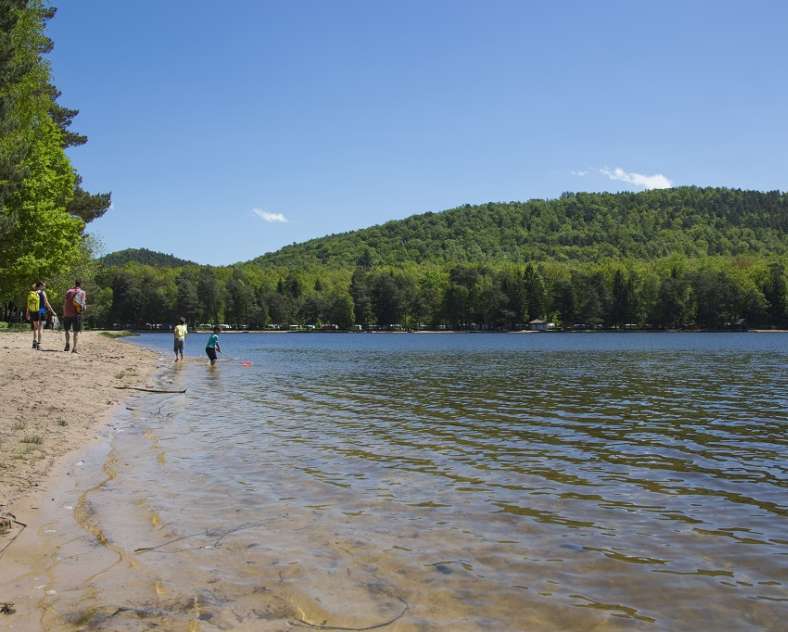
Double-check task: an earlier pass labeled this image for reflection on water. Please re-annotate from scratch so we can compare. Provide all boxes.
[39,334,788,629]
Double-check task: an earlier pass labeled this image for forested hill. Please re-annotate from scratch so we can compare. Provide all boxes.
[90,187,788,331]
[101,248,194,268]
[250,187,788,268]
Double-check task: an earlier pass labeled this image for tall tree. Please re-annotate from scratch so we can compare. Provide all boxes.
[652,271,691,328]
[609,269,637,327]
[0,0,110,301]
[350,268,372,325]
[763,263,787,326]
[0,114,81,290]
[175,270,199,324]
[553,278,576,326]
[523,264,545,321]
[355,248,375,269]
[499,268,526,327]
[371,273,404,325]
[325,291,354,329]
[197,267,219,323]
[226,269,253,325]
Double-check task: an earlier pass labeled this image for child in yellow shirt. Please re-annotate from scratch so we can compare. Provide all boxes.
[173,317,187,362]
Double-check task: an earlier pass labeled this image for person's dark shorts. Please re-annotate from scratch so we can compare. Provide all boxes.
[206,347,217,361]
[174,338,184,353]
[63,315,82,332]
[29,310,44,322]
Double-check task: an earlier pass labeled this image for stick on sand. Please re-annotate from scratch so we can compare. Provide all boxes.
[114,387,187,394]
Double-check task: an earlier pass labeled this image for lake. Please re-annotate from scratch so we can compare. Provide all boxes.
[36,333,788,629]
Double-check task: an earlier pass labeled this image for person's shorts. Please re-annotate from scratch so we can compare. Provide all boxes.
[206,347,217,361]
[63,315,82,332]
[174,338,184,353]
[29,310,45,322]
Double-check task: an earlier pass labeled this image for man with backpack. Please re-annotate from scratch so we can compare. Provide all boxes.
[63,280,86,353]
[26,281,55,350]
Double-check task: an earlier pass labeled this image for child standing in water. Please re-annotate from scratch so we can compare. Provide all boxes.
[205,326,221,366]
[173,317,187,362]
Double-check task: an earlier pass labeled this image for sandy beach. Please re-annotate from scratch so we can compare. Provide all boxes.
[0,331,159,510]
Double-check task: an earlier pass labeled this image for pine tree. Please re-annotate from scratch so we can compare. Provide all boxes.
[0,0,109,300]
[763,263,787,326]
[523,264,545,321]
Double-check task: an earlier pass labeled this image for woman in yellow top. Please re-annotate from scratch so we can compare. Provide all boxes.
[173,317,187,362]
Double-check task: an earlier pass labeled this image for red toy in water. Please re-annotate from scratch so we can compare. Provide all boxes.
[241,360,253,368]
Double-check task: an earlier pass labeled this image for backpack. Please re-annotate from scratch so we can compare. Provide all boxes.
[26,290,39,313]
[72,289,85,314]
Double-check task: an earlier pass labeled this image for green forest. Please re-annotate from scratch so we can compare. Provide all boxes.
[88,243,788,331]
[52,187,788,332]
[99,248,195,269]
[254,187,788,267]
[0,2,786,332]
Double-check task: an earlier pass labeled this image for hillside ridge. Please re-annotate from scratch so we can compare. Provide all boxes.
[249,186,786,268]
[101,187,788,270]
[101,248,195,268]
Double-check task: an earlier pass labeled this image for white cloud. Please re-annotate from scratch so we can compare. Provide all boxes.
[599,167,672,190]
[572,167,673,190]
[252,208,288,223]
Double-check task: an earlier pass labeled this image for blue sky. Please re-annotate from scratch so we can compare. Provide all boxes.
[48,1,787,265]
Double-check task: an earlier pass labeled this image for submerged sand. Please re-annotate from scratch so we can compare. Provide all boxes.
[0,331,158,509]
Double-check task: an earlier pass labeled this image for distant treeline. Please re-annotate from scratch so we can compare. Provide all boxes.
[5,186,788,331]
[85,186,788,330]
[86,256,787,330]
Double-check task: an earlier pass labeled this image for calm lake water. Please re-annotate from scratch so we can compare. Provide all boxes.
[44,333,788,629]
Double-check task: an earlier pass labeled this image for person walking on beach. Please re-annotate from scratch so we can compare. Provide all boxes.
[26,281,55,350]
[205,326,221,366]
[63,280,86,353]
[173,316,188,362]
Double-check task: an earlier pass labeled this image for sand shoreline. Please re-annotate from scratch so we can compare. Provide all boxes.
[0,331,160,511]
[0,422,116,628]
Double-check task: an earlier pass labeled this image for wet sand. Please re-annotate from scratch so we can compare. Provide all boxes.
[0,400,541,632]
[0,332,161,630]
[0,331,159,513]
[0,331,159,511]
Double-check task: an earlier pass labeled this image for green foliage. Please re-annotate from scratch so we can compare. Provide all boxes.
[92,186,788,331]
[175,269,199,324]
[196,266,220,323]
[89,254,788,331]
[101,248,195,268]
[0,115,81,291]
[325,292,354,329]
[250,188,788,268]
[763,262,787,326]
[0,0,111,305]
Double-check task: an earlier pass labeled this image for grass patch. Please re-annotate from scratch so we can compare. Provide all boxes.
[57,419,68,426]
[14,444,35,458]
[20,434,42,445]
[0,322,32,332]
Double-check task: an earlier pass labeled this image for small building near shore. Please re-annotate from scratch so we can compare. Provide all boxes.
[529,319,555,332]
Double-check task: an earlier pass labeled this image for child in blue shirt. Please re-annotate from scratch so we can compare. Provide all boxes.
[205,326,221,365]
